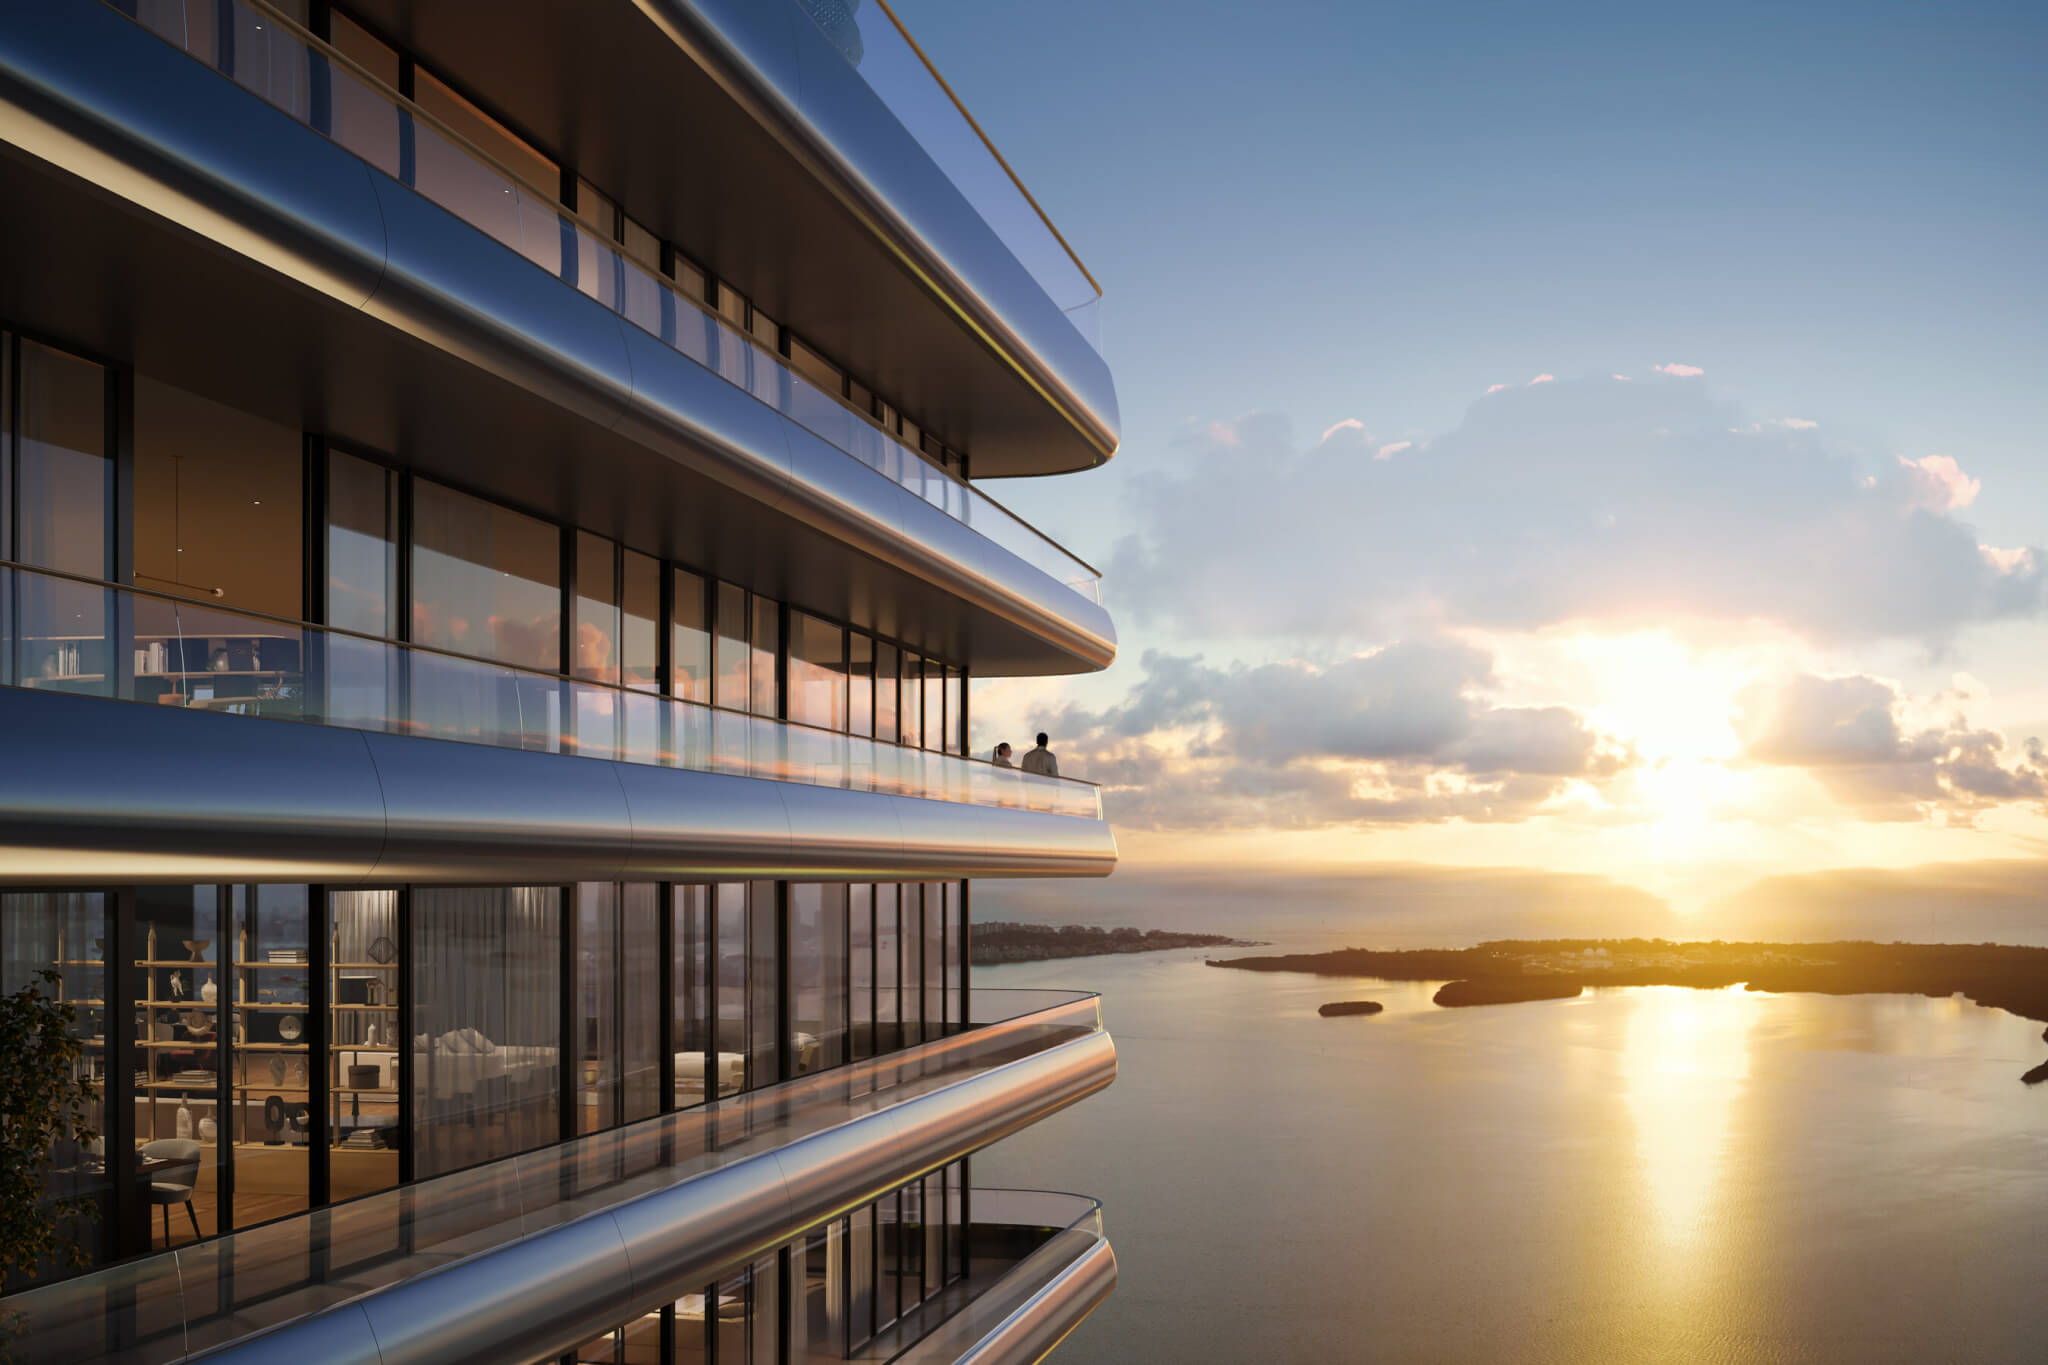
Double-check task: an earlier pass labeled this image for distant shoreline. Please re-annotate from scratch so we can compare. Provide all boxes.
[974,921,1264,964]
[1209,938,2048,1083]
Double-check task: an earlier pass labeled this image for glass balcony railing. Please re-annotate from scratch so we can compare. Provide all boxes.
[884,1189,1108,1364]
[798,0,1105,351]
[1,989,1104,1365]
[0,563,1106,819]
[113,0,1104,604]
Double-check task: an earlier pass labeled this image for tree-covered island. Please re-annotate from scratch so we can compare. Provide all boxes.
[1209,939,2048,1083]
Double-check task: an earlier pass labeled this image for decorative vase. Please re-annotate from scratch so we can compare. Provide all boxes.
[176,1099,194,1141]
[198,1112,217,1143]
[200,974,217,1004]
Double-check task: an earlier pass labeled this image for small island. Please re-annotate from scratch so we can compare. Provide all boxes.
[1318,1000,1384,1017]
[1211,939,2048,1083]
[1431,978,1583,1007]
[974,921,1263,965]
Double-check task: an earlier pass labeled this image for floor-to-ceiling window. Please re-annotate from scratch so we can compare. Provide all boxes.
[325,449,399,638]
[6,333,113,699]
[410,476,562,668]
[576,882,662,1133]
[330,888,401,1201]
[789,883,847,1076]
[411,886,562,1177]
[409,477,563,748]
[0,877,969,1288]
[712,883,780,1095]
[225,884,314,1228]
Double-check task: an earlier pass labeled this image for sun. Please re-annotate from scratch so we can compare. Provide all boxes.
[1569,632,1748,764]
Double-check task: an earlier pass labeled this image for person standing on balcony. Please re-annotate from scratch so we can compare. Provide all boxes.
[993,742,1015,767]
[1021,733,1059,778]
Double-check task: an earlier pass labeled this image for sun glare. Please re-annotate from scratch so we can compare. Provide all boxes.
[1570,633,1747,763]
[1621,986,1757,1254]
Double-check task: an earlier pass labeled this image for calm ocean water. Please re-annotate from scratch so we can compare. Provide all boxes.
[973,948,2048,1363]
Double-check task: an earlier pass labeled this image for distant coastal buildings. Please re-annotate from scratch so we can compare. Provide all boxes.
[975,921,1261,964]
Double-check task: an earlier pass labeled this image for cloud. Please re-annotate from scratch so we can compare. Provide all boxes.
[1037,644,1633,832]
[1486,383,1507,394]
[1654,362,1705,376]
[1732,671,2048,820]
[1111,379,2043,645]
[1777,417,1818,430]
[1376,440,1412,459]
[1529,373,1556,385]
[1899,454,1980,511]
[1319,417,1368,445]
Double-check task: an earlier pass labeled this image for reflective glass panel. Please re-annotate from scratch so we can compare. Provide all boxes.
[15,339,107,578]
[900,653,922,750]
[849,885,873,1063]
[330,12,398,86]
[413,68,556,193]
[747,883,779,1090]
[787,611,844,731]
[674,1285,712,1364]
[411,887,561,1176]
[574,531,620,685]
[789,883,846,1076]
[713,885,747,1097]
[944,667,964,755]
[874,642,899,745]
[671,567,711,703]
[621,884,660,1125]
[133,885,224,1247]
[749,595,780,718]
[923,659,944,755]
[898,884,922,1047]
[575,883,618,1134]
[874,887,898,1054]
[227,884,312,1228]
[411,479,561,671]
[674,885,713,1108]
[329,890,400,1201]
[796,1222,843,1364]
[924,882,943,1039]
[848,633,873,738]
[849,1203,876,1348]
[622,550,659,692]
[327,450,398,638]
[713,582,747,711]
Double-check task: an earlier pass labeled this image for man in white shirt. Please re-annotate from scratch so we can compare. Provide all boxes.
[1020,732,1059,778]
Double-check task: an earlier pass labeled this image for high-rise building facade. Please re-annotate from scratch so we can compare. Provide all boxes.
[0,3,1120,1361]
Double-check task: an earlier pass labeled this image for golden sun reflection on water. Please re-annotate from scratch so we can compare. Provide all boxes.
[1619,985,1758,1253]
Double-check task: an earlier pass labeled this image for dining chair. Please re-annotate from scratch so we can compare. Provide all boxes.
[138,1138,203,1246]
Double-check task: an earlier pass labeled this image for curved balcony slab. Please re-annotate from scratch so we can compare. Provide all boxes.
[0,687,1117,886]
[3,991,1115,1365]
[654,0,1120,466]
[343,0,1119,475]
[890,1197,1118,1365]
[0,0,1114,675]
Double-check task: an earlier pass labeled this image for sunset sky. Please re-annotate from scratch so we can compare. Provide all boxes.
[899,0,2048,924]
